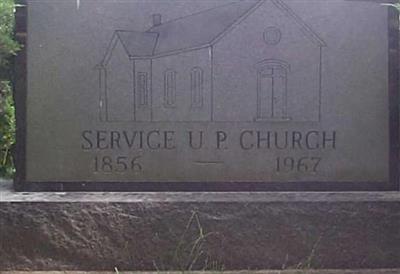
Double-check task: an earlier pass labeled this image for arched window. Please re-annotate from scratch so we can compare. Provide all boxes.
[191,67,203,108]
[164,69,176,107]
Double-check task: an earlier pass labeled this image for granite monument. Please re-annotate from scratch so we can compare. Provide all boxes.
[14,0,399,191]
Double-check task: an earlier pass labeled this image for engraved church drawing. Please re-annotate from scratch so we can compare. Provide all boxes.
[98,0,326,122]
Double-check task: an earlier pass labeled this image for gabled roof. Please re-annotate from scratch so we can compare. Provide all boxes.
[271,0,325,47]
[101,0,326,63]
[100,31,158,66]
[147,0,261,55]
[116,31,159,57]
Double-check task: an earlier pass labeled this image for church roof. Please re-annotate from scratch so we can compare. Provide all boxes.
[115,31,159,57]
[147,0,261,56]
[102,0,325,63]
[102,0,260,61]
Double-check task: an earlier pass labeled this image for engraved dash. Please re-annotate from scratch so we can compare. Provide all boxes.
[194,161,224,165]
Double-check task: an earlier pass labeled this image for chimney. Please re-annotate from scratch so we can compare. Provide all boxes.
[152,14,162,27]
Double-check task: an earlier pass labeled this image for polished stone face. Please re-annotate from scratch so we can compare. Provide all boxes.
[26,0,390,183]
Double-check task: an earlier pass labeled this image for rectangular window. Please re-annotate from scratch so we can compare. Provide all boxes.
[191,67,203,108]
[137,72,148,106]
[164,70,176,107]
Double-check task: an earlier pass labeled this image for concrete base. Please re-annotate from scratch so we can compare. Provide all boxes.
[1,180,400,271]
[1,271,400,274]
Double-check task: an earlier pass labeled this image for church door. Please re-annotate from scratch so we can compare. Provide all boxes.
[257,63,288,120]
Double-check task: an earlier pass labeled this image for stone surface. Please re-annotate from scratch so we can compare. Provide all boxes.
[2,181,400,203]
[22,0,395,186]
[1,181,400,271]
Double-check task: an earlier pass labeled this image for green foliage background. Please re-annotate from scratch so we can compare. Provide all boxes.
[0,0,20,178]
